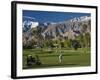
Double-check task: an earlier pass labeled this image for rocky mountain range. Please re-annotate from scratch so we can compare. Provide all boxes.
[23,16,91,41]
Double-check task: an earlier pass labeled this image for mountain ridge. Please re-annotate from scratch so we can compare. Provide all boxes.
[23,16,91,42]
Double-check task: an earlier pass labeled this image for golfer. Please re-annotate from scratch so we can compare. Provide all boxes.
[59,53,63,63]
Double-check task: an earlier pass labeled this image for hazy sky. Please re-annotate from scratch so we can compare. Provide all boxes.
[23,10,91,23]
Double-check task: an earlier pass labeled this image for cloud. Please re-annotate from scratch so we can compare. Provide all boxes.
[23,16,35,20]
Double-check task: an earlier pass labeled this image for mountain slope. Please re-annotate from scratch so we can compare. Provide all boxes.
[23,16,91,48]
[41,16,91,39]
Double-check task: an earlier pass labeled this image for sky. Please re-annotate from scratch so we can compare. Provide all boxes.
[23,10,91,23]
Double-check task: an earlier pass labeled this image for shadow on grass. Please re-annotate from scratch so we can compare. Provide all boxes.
[23,63,79,69]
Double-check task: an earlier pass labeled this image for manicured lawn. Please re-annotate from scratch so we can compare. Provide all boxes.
[23,48,90,69]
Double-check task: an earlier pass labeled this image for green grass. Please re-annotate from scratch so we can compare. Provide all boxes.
[23,48,90,69]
